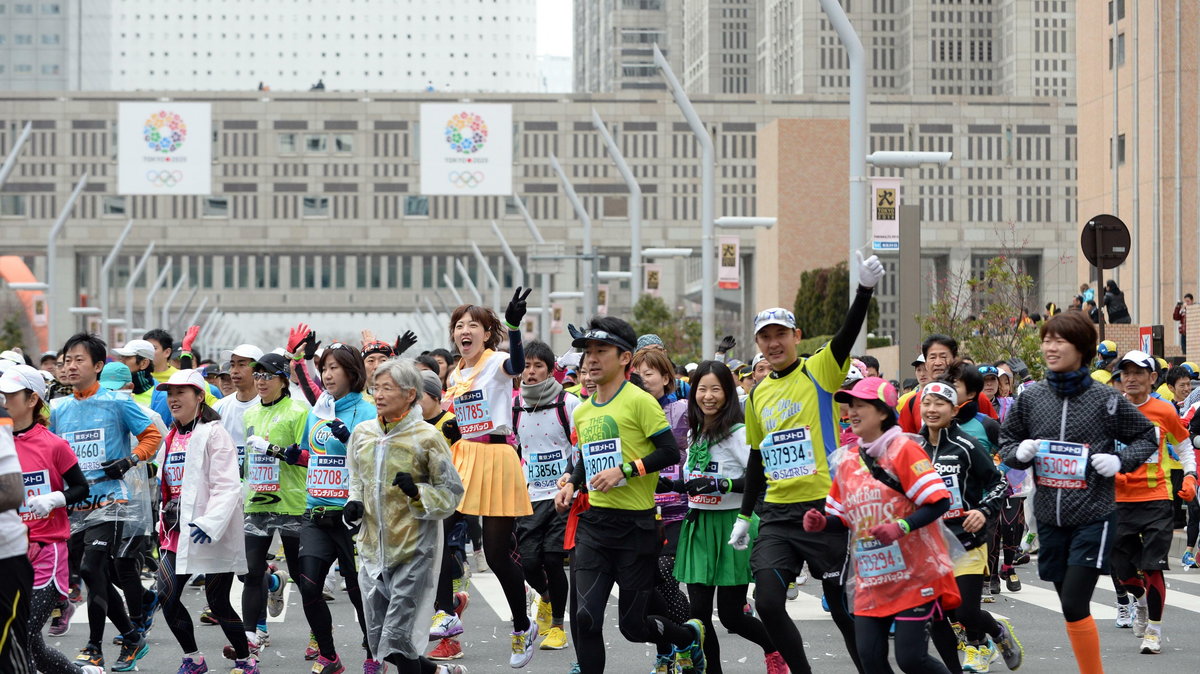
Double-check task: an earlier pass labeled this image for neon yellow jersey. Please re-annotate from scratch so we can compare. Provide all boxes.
[1156,383,1175,402]
[1091,369,1113,386]
[745,347,849,504]
[573,381,670,511]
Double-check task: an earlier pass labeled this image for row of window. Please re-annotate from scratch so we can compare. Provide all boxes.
[0,34,61,45]
[0,64,60,75]
[0,3,61,14]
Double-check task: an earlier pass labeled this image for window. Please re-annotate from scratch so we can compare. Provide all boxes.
[0,195,27,217]
[334,134,353,152]
[404,196,429,216]
[42,3,62,14]
[278,133,297,154]
[303,195,330,217]
[202,196,229,217]
[41,34,60,45]
[14,3,33,14]
[40,64,59,75]
[14,64,33,73]
[102,196,126,217]
[504,196,520,217]
[14,35,32,45]
[305,134,327,152]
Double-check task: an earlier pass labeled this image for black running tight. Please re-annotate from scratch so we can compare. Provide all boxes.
[241,533,300,633]
[652,555,689,657]
[434,514,467,614]
[26,585,82,673]
[296,553,369,660]
[80,546,134,644]
[686,583,775,674]
[930,574,1001,670]
[481,516,531,632]
[385,653,438,673]
[574,565,691,673]
[111,555,146,624]
[754,569,863,674]
[521,550,568,624]
[156,551,247,659]
[988,497,1026,573]
[856,602,952,674]
[1053,566,1101,623]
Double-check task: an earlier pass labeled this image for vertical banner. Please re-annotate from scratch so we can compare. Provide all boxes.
[420,103,514,196]
[718,235,740,289]
[870,177,902,251]
[1139,326,1153,353]
[551,305,563,334]
[597,284,609,315]
[118,102,213,195]
[644,264,662,297]
[31,293,47,327]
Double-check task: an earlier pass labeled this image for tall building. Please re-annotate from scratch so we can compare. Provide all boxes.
[573,0,681,92]
[0,0,540,93]
[680,0,757,94]
[1076,0,1198,338]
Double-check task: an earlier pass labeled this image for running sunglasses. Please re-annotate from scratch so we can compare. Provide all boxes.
[977,365,1000,377]
[361,341,394,358]
[570,329,635,353]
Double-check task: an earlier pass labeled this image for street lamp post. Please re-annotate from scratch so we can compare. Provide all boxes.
[655,44,715,358]
[592,109,642,307]
[124,242,156,337]
[98,219,135,344]
[173,285,199,333]
[491,221,524,290]
[470,242,502,311]
[0,122,32,189]
[441,275,466,306]
[511,196,552,344]
[46,171,89,350]
[161,273,188,331]
[186,296,209,332]
[549,155,596,322]
[454,259,484,304]
[145,259,173,330]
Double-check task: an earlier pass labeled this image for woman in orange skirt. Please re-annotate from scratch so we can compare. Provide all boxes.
[442,288,541,668]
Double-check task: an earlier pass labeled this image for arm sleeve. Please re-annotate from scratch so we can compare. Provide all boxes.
[291,358,324,406]
[641,428,681,474]
[501,329,526,377]
[60,463,89,505]
[829,285,875,365]
[902,498,951,532]
[738,449,765,518]
[132,423,162,463]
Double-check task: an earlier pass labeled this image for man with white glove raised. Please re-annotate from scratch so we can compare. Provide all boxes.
[729,250,885,674]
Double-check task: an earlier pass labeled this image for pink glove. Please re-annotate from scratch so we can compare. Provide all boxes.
[287,323,311,355]
[869,522,905,545]
[181,325,200,352]
[802,508,827,532]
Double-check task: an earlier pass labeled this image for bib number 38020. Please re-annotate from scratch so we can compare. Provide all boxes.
[581,438,626,488]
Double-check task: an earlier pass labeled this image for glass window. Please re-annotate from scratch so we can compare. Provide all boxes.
[400,256,411,289]
[41,33,60,45]
[404,195,429,216]
[14,35,32,45]
[0,37,6,46]
[278,133,297,153]
[224,255,237,288]
[290,254,302,289]
[102,196,126,216]
[0,195,26,217]
[14,64,33,73]
[238,256,251,289]
[334,134,353,152]
[305,134,327,152]
[303,195,329,217]
[356,254,369,289]
[42,3,62,14]
[200,255,213,289]
[334,256,345,288]
[40,64,59,75]
[504,196,520,217]
[14,3,32,14]
[203,196,229,217]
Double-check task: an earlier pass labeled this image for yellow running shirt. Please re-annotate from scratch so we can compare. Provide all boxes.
[573,381,670,511]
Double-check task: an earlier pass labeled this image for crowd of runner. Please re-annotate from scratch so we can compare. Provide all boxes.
[0,252,1194,674]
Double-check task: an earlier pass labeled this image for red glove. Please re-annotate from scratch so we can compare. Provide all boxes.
[181,325,200,352]
[1178,474,1198,502]
[869,522,906,545]
[802,508,827,532]
[287,323,311,355]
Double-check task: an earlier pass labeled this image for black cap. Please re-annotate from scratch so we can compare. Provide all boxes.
[254,353,291,378]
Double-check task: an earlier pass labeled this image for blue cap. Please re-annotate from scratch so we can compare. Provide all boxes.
[99,362,132,391]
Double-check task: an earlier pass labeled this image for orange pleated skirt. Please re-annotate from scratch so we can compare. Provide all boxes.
[451,439,533,517]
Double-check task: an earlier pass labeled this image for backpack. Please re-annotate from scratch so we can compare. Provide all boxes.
[513,390,573,448]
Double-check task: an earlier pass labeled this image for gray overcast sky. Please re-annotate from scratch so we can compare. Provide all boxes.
[537,0,573,57]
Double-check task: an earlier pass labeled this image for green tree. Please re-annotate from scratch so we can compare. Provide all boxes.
[631,294,703,364]
[0,315,23,351]
[792,261,879,337]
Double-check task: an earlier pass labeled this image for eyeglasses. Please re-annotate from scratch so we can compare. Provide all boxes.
[252,372,281,381]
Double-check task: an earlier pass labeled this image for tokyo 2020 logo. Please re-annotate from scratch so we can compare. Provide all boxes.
[143,110,187,154]
[445,112,487,154]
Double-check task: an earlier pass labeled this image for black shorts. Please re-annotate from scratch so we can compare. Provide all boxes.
[751,501,848,581]
[81,521,143,559]
[297,515,358,576]
[573,507,659,593]
[1112,500,1174,572]
[516,500,568,561]
[1036,512,1118,584]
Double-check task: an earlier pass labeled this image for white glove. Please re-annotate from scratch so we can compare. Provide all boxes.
[26,491,66,518]
[856,250,885,289]
[246,435,270,454]
[1015,439,1040,463]
[728,517,752,551]
[1090,453,1121,478]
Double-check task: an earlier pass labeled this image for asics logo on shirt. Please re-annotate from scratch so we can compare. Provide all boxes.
[762,399,804,433]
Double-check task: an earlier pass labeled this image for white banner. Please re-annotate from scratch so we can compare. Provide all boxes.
[597,284,610,316]
[420,104,513,196]
[718,236,740,290]
[31,293,46,327]
[644,264,662,297]
[118,102,212,195]
[870,177,901,251]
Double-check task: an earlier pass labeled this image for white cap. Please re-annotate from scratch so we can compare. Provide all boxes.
[113,339,155,361]
[685,362,698,374]
[154,368,208,393]
[1118,350,1155,371]
[846,364,865,383]
[753,307,796,335]
[751,352,765,368]
[0,364,46,399]
[220,344,264,366]
[0,350,23,365]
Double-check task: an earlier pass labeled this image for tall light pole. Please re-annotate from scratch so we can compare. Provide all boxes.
[0,122,32,188]
[455,259,484,304]
[592,109,642,308]
[46,171,88,350]
[173,285,199,333]
[441,274,466,306]
[491,221,524,289]
[549,154,596,322]
[144,259,172,330]
[98,219,134,343]
[124,242,155,336]
[654,44,715,357]
[161,273,187,330]
[470,242,502,311]
[512,196,552,344]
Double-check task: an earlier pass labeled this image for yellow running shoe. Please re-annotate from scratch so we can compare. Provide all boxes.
[535,597,553,633]
[539,626,568,650]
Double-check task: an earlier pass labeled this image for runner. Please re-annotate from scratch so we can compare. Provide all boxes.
[345,358,466,674]
[50,332,161,671]
[153,370,257,674]
[898,336,998,434]
[0,402,33,674]
[1,364,102,674]
[673,360,783,674]
[730,251,886,674]
[552,316,706,674]
[1110,350,1194,655]
[441,289,540,667]
[999,312,1159,674]
[916,381,1023,673]
[213,344,266,475]
[810,376,959,674]
[513,340,577,653]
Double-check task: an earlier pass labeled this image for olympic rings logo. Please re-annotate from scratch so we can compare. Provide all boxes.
[448,171,485,189]
[143,110,187,154]
[145,170,184,188]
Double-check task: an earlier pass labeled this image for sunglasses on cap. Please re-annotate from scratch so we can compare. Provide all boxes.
[572,329,635,353]
[361,341,393,358]
[977,365,999,377]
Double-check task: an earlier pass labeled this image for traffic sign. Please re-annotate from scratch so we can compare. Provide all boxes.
[1080,214,1130,270]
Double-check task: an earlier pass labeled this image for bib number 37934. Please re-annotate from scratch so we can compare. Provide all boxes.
[762,427,817,481]
[581,438,625,488]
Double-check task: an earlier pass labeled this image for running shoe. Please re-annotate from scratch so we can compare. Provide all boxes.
[267,569,290,617]
[191,574,206,587]
[1004,568,1022,592]
[257,628,271,647]
[75,643,104,667]
[993,617,1024,671]
[312,654,345,674]
[785,582,798,600]
[540,626,568,650]
[1012,552,1031,566]
[79,667,104,674]
[48,599,74,636]
[535,596,553,633]
[568,664,582,674]
[981,592,995,604]
[742,602,754,618]
[111,634,150,672]
[306,632,320,660]
[231,658,261,674]
[430,611,464,639]
[199,606,219,625]
[429,638,463,660]
[673,619,706,674]
[362,659,387,674]
[454,591,470,619]
[820,594,830,612]
[177,655,209,673]
[223,634,264,661]
[509,619,539,668]
[961,643,991,673]
[1140,625,1162,655]
[472,549,489,573]
[142,587,159,634]
[1133,602,1150,637]
[987,576,1001,595]
[1183,549,1197,569]
[652,654,675,674]
[69,584,83,603]
[764,650,787,674]
[439,666,469,674]
[1115,602,1133,628]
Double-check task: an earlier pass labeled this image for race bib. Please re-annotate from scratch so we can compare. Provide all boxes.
[655,462,683,505]
[1034,440,1089,489]
[686,460,724,507]
[237,445,246,473]
[762,427,817,481]
[64,428,105,473]
[854,537,907,578]
[941,474,964,519]
[581,438,625,487]
[163,451,186,498]
[455,390,494,436]
[18,470,50,521]
[306,455,349,500]
[525,451,567,495]
[248,453,281,492]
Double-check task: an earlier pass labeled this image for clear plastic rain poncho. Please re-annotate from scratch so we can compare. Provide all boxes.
[347,406,463,661]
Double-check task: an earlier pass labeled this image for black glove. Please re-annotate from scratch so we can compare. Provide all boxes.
[302,331,321,360]
[282,444,305,465]
[655,475,684,494]
[684,476,724,496]
[504,287,533,328]
[717,335,736,354]
[328,419,351,443]
[393,331,418,357]
[392,471,420,499]
[100,457,135,480]
[343,500,364,524]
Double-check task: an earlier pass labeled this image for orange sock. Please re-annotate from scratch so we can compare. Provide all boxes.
[1064,616,1104,674]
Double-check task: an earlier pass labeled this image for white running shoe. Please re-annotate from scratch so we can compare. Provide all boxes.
[509,619,538,668]
[1115,603,1133,628]
[1132,602,1149,638]
[1140,625,1162,655]
[267,570,288,617]
[430,611,464,639]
